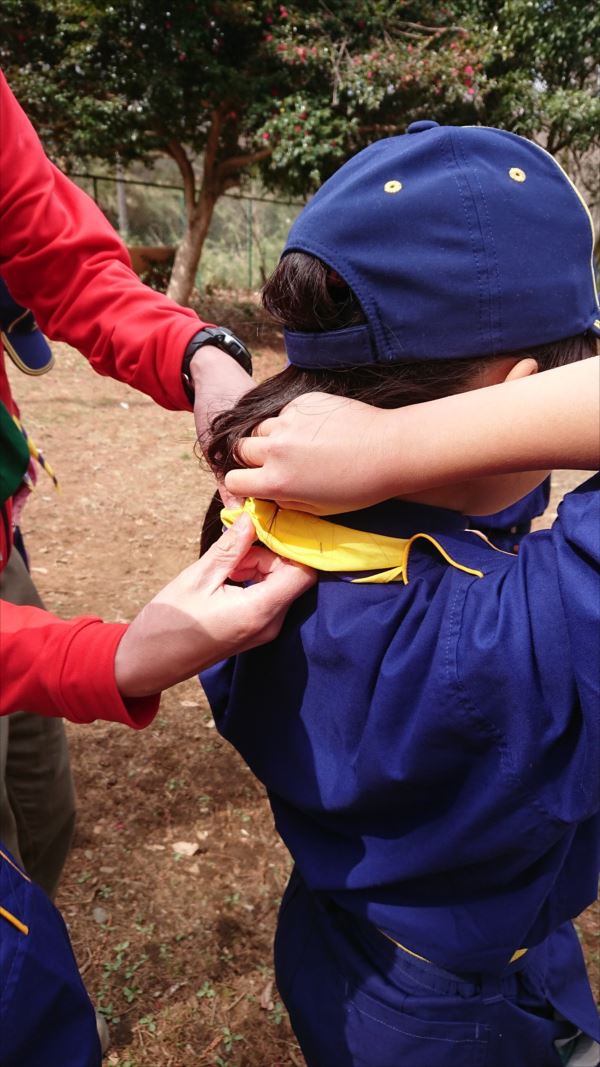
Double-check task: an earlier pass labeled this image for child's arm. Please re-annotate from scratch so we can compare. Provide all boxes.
[225,359,600,513]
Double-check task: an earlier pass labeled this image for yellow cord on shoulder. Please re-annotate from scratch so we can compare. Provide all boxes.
[0,904,29,936]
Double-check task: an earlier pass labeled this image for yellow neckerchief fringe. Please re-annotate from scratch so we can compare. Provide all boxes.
[221,498,484,584]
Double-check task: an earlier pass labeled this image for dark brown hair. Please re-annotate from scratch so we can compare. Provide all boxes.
[206,253,597,478]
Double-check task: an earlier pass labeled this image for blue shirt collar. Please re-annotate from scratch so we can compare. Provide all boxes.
[329,499,467,540]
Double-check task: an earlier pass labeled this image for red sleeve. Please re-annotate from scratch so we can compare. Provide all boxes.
[0,599,159,729]
[0,70,210,411]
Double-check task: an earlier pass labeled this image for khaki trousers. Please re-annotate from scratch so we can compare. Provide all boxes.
[0,549,76,898]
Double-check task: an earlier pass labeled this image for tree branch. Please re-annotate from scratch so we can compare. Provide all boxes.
[166,139,196,219]
[217,146,272,183]
[202,108,224,194]
[395,20,466,34]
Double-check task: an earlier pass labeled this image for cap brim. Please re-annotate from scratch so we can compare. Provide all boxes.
[1,328,54,375]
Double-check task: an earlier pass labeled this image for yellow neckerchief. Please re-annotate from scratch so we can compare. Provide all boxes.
[221,498,484,584]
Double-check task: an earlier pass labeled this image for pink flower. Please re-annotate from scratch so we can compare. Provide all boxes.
[262,131,271,140]
[463,64,474,75]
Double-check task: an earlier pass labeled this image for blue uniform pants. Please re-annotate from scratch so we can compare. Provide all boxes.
[275,871,600,1067]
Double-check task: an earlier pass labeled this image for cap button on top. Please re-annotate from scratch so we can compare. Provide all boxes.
[406,119,440,134]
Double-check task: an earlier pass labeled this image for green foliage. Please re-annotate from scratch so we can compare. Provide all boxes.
[255,1,485,194]
[1,1,482,192]
[462,0,600,154]
[3,1,596,189]
[2,1,597,292]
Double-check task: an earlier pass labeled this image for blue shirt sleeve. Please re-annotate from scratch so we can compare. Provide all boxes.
[456,474,600,826]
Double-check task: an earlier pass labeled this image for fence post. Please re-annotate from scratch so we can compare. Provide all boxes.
[115,155,130,239]
[247,198,253,289]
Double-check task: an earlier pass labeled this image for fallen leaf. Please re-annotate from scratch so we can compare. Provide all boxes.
[259,980,274,1011]
[172,840,199,856]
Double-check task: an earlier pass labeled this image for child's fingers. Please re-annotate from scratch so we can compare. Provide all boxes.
[252,418,277,438]
[234,436,268,468]
[225,464,271,498]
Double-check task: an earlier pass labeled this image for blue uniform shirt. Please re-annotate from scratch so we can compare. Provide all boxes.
[473,476,551,531]
[202,476,599,979]
[0,845,100,1067]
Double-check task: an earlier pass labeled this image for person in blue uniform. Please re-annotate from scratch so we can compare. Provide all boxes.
[200,121,600,1067]
[0,844,101,1067]
[470,477,551,552]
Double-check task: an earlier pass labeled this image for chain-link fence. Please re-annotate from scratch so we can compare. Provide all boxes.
[70,171,303,291]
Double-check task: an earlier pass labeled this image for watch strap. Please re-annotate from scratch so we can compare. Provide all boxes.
[181,327,253,402]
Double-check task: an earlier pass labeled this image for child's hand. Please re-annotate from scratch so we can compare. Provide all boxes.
[224,361,600,513]
[224,392,394,514]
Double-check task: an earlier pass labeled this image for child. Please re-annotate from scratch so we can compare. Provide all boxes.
[201,121,600,1066]
[0,843,101,1066]
[468,477,551,553]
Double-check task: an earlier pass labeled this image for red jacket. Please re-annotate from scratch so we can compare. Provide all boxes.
[0,70,207,726]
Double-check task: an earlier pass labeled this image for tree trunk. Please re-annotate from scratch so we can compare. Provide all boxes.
[164,119,272,306]
[166,188,216,306]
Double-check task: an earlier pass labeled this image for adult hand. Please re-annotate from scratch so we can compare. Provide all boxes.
[114,513,315,697]
[224,392,394,514]
[190,345,253,506]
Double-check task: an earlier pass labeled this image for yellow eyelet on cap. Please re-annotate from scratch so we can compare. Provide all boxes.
[509,167,526,183]
[384,180,403,194]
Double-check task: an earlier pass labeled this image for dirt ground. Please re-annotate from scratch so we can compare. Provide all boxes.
[8,304,598,1066]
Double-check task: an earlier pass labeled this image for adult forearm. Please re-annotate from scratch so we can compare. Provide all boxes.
[0,601,158,726]
[0,72,202,411]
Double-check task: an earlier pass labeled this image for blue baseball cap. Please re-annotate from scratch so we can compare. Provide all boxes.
[283,121,600,367]
[0,276,54,375]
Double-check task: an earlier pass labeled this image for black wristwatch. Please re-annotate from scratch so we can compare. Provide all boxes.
[181,326,253,402]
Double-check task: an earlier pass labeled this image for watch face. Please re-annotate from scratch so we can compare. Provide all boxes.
[194,327,252,373]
